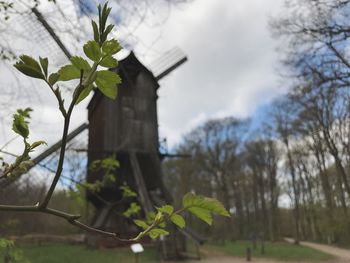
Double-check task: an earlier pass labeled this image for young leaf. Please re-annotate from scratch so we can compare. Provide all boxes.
[19,55,42,72]
[17,108,32,118]
[83,40,101,62]
[100,4,111,34]
[91,20,99,43]
[170,214,185,228]
[30,140,47,150]
[120,183,137,198]
[98,4,102,31]
[70,56,91,71]
[75,84,93,105]
[101,24,114,43]
[183,193,230,217]
[39,57,48,77]
[134,219,149,230]
[99,55,118,68]
[14,63,44,79]
[154,211,163,222]
[157,205,174,215]
[58,65,80,81]
[12,111,30,139]
[48,72,60,86]
[188,207,213,225]
[182,193,230,225]
[123,202,141,218]
[102,39,121,55]
[95,70,121,99]
[148,228,169,239]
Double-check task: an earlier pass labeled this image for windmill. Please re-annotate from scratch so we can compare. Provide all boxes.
[0,7,204,260]
[85,49,196,257]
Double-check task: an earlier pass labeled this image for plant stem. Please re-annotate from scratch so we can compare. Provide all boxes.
[41,61,99,208]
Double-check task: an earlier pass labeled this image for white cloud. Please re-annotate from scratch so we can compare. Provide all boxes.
[146,0,284,146]
[0,0,284,152]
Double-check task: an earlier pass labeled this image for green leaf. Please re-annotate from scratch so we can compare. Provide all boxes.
[19,55,41,72]
[102,39,121,55]
[147,211,156,222]
[91,20,99,43]
[134,220,149,230]
[148,228,169,239]
[100,55,118,68]
[48,72,60,85]
[14,63,44,79]
[154,211,163,222]
[70,56,91,71]
[157,205,174,215]
[83,40,101,62]
[0,239,14,248]
[183,193,230,217]
[101,24,114,43]
[30,140,47,150]
[12,110,29,139]
[188,207,212,225]
[100,4,111,33]
[58,65,81,81]
[170,214,185,228]
[75,84,93,105]
[17,108,32,118]
[95,70,121,99]
[123,202,141,218]
[98,4,102,29]
[39,57,48,77]
[120,183,137,198]
[182,193,229,225]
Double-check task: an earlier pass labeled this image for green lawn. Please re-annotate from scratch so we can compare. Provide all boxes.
[0,241,335,262]
[209,240,334,261]
[2,243,159,263]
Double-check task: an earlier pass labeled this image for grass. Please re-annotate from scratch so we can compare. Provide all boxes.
[0,240,335,262]
[209,240,334,261]
[1,243,160,263]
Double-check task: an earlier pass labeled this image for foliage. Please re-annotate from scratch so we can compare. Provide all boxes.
[0,108,47,179]
[85,155,119,192]
[0,2,230,243]
[0,239,29,263]
[131,193,230,241]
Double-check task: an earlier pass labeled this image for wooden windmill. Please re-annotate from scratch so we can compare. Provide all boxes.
[0,8,204,260]
[85,49,196,258]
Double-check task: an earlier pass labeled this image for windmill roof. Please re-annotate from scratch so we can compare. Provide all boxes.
[87,51,159,114]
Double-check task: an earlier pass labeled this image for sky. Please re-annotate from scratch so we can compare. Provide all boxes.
[0,0,286,157]
[149,0,285,146]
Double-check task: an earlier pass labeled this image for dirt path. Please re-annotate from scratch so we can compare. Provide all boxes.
[170,240,350,263]
[168,247,317,263]
[285,238,350,262]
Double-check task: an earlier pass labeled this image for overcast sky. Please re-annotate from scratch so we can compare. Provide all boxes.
[148,0,284,146]
[0,0,285,155]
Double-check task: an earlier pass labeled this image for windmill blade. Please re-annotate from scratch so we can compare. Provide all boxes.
[150,47,188,80]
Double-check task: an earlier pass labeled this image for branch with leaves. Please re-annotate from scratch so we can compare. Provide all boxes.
[0,2,230,242]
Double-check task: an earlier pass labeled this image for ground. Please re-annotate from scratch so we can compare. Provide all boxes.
[182,240,350,263]
[285,238,350,263]
[3,238,350,262]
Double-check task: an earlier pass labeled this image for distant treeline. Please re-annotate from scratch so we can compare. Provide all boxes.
[164,0,350,246]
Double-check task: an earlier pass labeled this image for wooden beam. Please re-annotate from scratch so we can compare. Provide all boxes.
[129,152,153,213]
[0,123,88,188]
[32,123,88,165]
[32,7,72,59]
